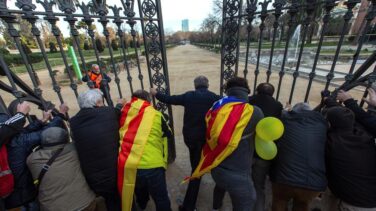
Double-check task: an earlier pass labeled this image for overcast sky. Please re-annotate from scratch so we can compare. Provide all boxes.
[4,0,214,36]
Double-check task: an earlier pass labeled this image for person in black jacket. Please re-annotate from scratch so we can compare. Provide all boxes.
[0,102,29,211]
[70,89,123,211]
[336,88,376,137]
[4,103,67,211]
[0,102,29,147]
[249,83,283,211]
[325,106,376,210]
[150,76,220,211]
[271,103,327,211]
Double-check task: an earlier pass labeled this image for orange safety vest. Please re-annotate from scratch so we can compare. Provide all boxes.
[88,72,103,89]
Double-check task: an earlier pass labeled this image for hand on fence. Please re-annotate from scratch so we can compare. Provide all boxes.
[150,88,157,96]
[363,88,376,107]
[116,98,127,106]
[336,90,353,102]
[17,102,30,115]
[59,104,69,116]
[42,110,53,123]
[285,102,292,111]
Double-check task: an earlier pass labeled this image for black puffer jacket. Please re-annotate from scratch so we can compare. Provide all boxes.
[271,110,328,191]
[70,107,120,195]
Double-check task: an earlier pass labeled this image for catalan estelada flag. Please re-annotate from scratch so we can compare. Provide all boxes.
[117,97,158,211]
[185,96,254,181]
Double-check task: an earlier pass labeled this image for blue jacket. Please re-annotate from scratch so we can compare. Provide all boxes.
[156,88,220,144]
[5,116,65,209]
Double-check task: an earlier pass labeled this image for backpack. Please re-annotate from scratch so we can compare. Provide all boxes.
[0,144,14,198]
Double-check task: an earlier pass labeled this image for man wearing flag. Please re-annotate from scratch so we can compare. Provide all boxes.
[187,77,264,211]
[117,90,172,211]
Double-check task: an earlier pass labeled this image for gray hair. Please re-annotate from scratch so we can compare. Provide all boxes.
[91,64,99,69]
[194,76,209,89]
[292,102,311,112]
[78,89,103,109]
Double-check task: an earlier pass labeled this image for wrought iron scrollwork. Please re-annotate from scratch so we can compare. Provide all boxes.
[220,0,243,95]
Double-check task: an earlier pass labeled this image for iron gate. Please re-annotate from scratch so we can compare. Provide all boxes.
[219,0,376,106]
[0,0,175,161]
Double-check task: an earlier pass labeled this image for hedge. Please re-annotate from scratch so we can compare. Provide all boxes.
[4,53,44,65]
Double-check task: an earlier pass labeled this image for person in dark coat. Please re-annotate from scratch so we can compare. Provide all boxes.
[271,103,328,211]
[4,104,67,211]
[325,106,376,210]
[0,102,29,211]
[150,76,220,211]
[336,88,376,136]
[211,77,264,211]
[70,89,122,211]
[248,83,283,211]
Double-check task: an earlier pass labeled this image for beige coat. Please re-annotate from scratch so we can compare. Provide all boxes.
[27,143,95,211]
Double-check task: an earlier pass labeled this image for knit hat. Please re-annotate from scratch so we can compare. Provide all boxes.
[326,107,354,129]
[41,127,69,147]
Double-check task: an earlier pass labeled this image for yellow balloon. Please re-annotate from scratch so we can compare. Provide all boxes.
[255,135,278,160]
[256,117,284,141]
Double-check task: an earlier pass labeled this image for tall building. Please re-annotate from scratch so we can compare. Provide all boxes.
[182,19,189,32]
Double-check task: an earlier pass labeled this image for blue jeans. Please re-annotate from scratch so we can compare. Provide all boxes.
[134,168,171,211]
[212,168,256,211]
[21,200,39,211]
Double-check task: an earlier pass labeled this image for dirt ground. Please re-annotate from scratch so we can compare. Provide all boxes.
[0,44,370,211]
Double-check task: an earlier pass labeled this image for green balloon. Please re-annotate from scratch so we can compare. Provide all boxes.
[255,135,278,160]
[256,117,284,141]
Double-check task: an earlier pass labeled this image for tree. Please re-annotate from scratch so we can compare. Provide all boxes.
[49,42,57,52]
[21,41,32,54]
[111,39,118,51]
[95,38,105,53]
[106,27,117,42]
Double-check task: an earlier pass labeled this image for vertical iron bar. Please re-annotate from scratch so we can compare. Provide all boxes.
[276,1,299,100]
[347,0,376,76]
[17,3,64,103]
[254,0,271,91]
[304,0,336,102]
[100,20,123,98]
[266,0,285,83]
[243,0,257,79]
[288,0,316,104]
[219,0,228,96]
[234,0,243,76]
[156,0,176,162]
[38,0,79,99]
[137,0,156,105]
[111,5,134,94]
[324,0,360,91]
[359,64,376,107]
[129,24,144,90]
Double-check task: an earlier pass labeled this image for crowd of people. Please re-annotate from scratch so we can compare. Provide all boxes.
[0,74,375,211]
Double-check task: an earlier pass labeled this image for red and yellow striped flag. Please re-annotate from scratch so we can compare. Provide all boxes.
[186,97,254,181]
[117,97,158,211]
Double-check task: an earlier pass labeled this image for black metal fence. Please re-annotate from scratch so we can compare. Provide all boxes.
[0,0,175,161]
[220,0,376,106]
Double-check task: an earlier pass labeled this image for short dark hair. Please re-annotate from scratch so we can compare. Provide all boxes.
[223,77,250,94]
[256,83,275,96]
[194,76,209,89]
[132,89,151,102]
